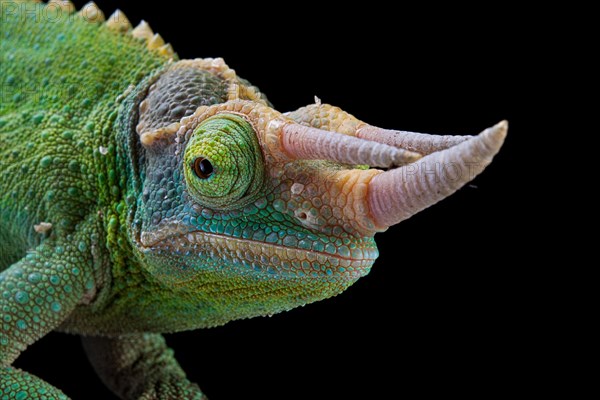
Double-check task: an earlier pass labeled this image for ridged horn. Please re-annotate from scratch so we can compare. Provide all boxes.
[367,121,507,228]
[285,103,472,156]
[281,124,422,168]
[357,124,471,155]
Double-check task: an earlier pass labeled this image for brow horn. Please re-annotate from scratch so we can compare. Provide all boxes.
[357,124,470,155]
[281,124,422,168]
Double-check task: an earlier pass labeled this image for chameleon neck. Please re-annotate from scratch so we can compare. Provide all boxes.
[0,4,167,245]
[1,3,170,325]
[109,68,169,272]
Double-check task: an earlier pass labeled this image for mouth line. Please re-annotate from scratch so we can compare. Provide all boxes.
[140,230,378,263]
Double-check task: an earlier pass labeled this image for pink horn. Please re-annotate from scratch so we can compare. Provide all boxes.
[368,121,508,228]
[281,124,422,168]
[357,124,471,155]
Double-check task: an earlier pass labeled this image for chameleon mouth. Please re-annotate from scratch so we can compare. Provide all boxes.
[140,230,378,279]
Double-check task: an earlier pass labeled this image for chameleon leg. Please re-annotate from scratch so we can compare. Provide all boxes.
[0,366,69,399]
[0,227,97,398]
[82,333,207,400]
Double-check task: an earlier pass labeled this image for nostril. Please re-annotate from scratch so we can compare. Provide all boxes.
[297,211,307,220]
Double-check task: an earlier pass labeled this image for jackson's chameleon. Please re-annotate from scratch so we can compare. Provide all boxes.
[0,1,507,398]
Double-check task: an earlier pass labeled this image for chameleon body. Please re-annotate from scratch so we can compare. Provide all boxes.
[0,1,507,399]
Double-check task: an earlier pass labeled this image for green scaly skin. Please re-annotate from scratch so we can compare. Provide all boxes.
[0,2,506,399]
[1,3,378,398]
[1,2,193,398]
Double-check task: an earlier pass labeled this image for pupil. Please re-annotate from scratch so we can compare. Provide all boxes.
[194,158,213,178]
[199,159,212,175]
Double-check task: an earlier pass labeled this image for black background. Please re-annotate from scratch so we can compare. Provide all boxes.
[14,1,531,399]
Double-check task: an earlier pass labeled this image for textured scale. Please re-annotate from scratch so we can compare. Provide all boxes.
[1,2,196,398]
[137,67,230,134]
[0,1,166,246]
[0,1,507,399]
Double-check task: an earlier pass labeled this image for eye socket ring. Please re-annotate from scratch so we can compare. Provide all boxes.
[183,113,264,210]
[192,157,214,179]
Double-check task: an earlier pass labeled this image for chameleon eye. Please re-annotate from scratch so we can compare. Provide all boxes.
[192,157,213,179]
[183,113,264,210]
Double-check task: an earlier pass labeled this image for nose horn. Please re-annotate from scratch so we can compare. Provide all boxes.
[367,121,508,229]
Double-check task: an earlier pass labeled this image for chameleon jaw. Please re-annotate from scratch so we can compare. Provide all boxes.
[139,230,378,280]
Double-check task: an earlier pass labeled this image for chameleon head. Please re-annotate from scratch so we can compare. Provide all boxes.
[131,69,507,327]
